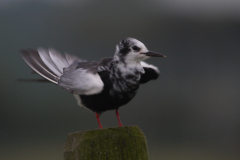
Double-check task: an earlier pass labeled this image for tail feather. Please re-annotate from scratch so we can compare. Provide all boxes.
[17,78,51,83]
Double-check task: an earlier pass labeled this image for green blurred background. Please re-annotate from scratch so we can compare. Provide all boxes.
[1,1,240,160]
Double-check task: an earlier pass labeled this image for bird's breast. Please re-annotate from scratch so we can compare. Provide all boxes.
[111,74,140,93]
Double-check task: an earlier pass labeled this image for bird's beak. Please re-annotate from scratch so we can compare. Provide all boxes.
[142,51,166,57]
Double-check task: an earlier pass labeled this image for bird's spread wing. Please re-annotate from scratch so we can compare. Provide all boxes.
[139,61,160,84]
[20,48,104,95]
[20,49,61,84]
[59,57,114,95]
[58,60,104,95]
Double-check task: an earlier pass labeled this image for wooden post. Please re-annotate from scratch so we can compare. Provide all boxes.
[63,126,149,160]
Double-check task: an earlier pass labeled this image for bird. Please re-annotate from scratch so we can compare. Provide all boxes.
[20,37,165,128]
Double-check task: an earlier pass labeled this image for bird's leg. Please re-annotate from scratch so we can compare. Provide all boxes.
[115,109,123,127]
[95,112,103,128]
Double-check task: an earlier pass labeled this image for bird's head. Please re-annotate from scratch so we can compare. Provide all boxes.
[114,37,165,63]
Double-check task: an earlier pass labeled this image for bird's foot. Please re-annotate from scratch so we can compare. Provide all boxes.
[95,112,103,128]
[116,109,123,127]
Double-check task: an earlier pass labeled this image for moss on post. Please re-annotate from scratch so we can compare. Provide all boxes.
[64,126,149,160]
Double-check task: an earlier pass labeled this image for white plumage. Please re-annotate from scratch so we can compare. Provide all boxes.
[58,60,104,95]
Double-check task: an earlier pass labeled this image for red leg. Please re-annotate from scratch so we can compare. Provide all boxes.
[95,112,103,128]
[116,109,123,127]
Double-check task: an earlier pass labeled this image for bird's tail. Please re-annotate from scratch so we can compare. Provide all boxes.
[20,48,79,84]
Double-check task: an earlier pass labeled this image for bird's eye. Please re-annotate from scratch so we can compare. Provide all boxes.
[132,46,140,51]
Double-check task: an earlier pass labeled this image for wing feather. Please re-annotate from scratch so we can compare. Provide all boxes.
[48,48,69,72]
[20,50,58,84]
[38,48,62,76]
[21,48,104,95]
[140,61,160,84]
[28,49,58,78]
[65,52,83,65]
[58,60,104,95]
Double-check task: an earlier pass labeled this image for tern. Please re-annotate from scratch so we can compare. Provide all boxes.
[20,37,165,128]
